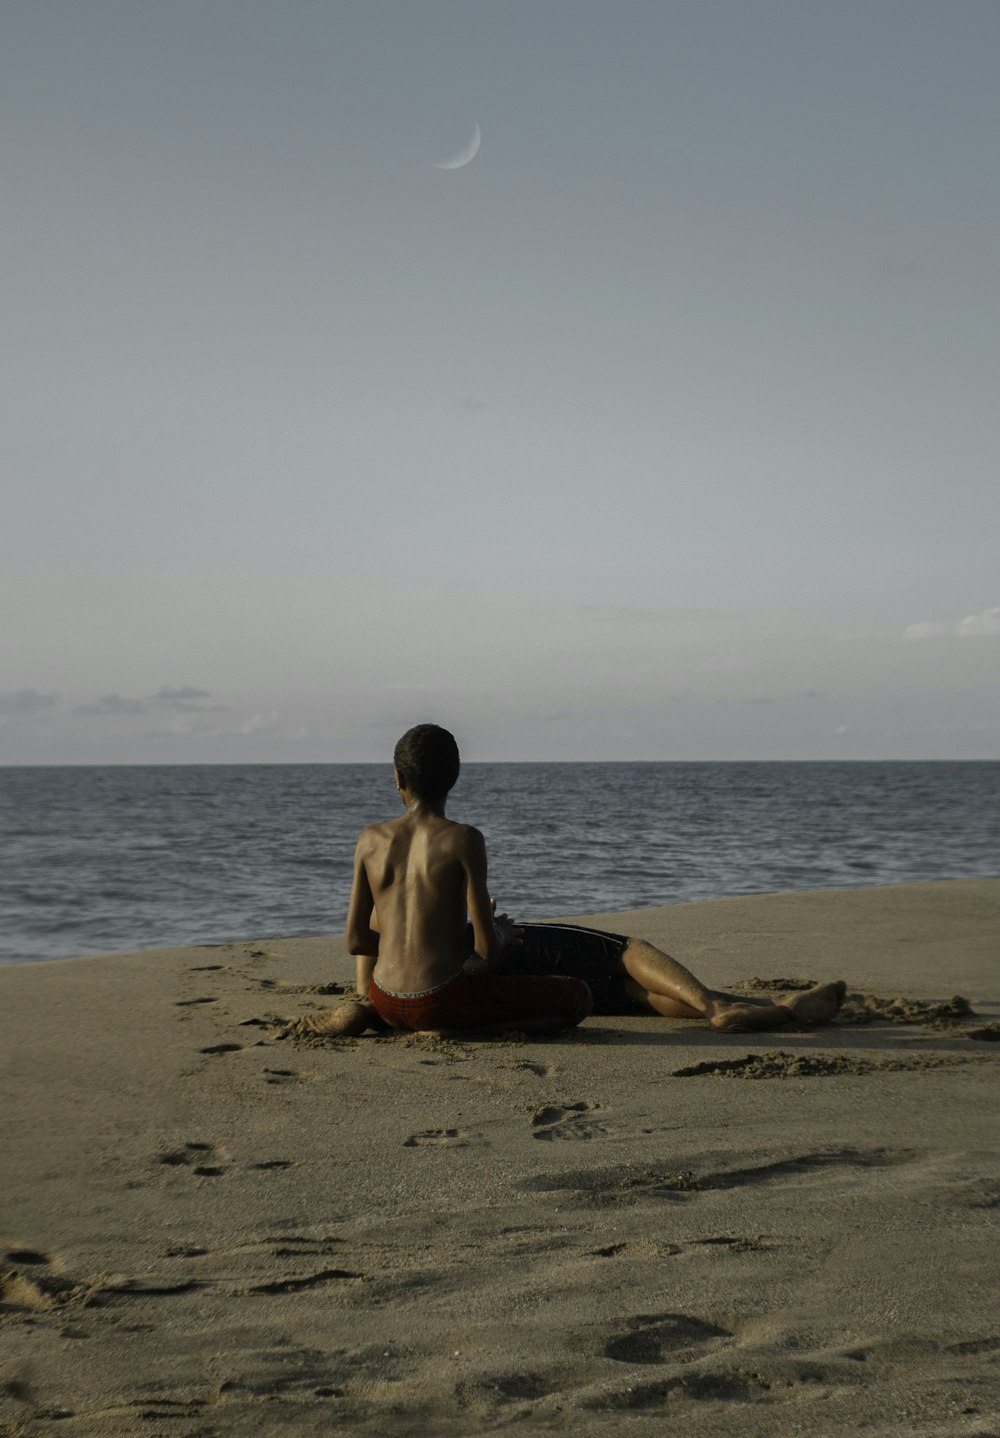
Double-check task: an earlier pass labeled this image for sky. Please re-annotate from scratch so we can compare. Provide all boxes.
[2,0,998,763]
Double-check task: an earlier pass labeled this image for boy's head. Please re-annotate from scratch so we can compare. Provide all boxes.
[393,724,461,801]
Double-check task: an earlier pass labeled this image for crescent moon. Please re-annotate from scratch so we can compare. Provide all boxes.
[433,123,482,170]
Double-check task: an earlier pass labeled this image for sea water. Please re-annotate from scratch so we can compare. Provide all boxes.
[0,761,997,965]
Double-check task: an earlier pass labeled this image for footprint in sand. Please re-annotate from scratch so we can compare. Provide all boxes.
[521,1162,700,1205]
[246,1268,364,1294]
[200,1042,243,1055]
[5,1247,55,1266]
[262,1067,316,1085]
[949,1177,1000,1208]
[698,1146,921,1192]
[943,1336,1000,1355]
[157,1141,231,1177]
[400,1035,473,1063]
[588,1240,682,1259]
[604,1311,733,1364]
[587,1234,774,1259]
[402,1128,476,1147]
[212,1346,357,1399]
[580,1369,772,1410]
[531,1100,607,1141]
[455,1370,559,1408]
[257,978,349,996]
[123,1398,211,1422]
[690,1234,780,1252]
[0,1254,98,1313]
[967,1023,1000,1041]
[522,1151,917,1204]
[513,1060,557,1078]
[218,1233,348,1261]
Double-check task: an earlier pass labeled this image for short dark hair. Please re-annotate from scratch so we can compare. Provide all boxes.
[393,724,461,800]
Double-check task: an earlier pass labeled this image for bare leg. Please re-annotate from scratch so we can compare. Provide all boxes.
[621,940,717,1015]
[283,1001,374,1038]
[621,939,783,1028]
[621,939,844,1031]
[622,976,704,1020]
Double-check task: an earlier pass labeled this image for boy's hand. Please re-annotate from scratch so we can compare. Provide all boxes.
[489,898,521,948]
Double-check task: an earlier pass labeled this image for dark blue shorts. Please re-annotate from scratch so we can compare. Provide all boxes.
[491,922,636,1015]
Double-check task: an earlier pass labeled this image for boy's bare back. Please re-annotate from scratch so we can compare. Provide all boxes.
[345,810,502,997]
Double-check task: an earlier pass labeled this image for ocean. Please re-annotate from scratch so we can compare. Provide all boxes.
[1,761,997,966]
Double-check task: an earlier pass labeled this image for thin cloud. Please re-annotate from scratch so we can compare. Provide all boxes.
[151,685,226,713]
[903,621,950,641]
[234,712,307,741]
[76,694,145,715]
[956,606,1000,637]
[239,711,278,735]
[153,685,212,702]
[0,689,57,715]
[903,606,1000,640]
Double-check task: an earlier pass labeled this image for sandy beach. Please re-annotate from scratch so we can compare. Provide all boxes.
[2,878,999,1437]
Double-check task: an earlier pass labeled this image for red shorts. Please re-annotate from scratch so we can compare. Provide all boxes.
[368,969,590,1032]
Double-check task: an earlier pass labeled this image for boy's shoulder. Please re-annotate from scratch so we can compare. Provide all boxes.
[355,815,483,847]
[354,818,395,852]
[423,817,485,854]
[440,819,487,863]
[438,816,484,840]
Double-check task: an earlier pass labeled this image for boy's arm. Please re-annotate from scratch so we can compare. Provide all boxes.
[353,908,381,994]
[344,834,379,995]
[464,827,505,966]
[354,953,377,997]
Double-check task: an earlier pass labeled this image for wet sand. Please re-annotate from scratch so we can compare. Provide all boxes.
[2,879,999,1437]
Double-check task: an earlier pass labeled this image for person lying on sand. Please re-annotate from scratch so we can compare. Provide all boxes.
[293,724,845,1039]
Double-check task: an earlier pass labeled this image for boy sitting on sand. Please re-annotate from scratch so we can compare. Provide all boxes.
[295,724,845,1038]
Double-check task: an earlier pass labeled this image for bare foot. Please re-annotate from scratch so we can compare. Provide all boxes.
[284,1002,371,1038]
[776,981,847,1026]
[707,1000,794,1033]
